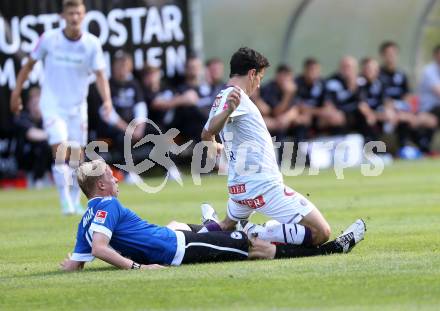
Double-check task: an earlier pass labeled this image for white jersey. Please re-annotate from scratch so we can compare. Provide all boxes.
[31,28,105,114]
[205,87,283,199]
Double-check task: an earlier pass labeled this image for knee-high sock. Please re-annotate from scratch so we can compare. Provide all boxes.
[251,223,312,246]
[69,166,81,206]
[52,163,74,212]
[275,240,342,259]
[197,220,222,233]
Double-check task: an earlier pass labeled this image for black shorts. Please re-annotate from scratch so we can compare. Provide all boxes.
[180,230,249,264]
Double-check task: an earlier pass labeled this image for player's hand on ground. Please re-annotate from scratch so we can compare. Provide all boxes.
[140,264,166,270]
[225,87,241,113]
[10,90,23,115]
[60,253,84,271]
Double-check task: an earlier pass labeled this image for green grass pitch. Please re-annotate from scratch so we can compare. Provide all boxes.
[1,159,439,310]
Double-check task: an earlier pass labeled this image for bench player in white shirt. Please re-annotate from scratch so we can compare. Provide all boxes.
[201,47,365,247]
[10,0,113,215]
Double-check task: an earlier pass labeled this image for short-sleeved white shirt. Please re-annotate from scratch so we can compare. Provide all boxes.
[205,87,283,199]
[418,62,440,112]
[31,28,105,113]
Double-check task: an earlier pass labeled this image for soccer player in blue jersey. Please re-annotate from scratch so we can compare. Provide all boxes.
[60,160,365,271]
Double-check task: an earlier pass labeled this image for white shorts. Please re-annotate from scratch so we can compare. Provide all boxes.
[227,184,314,224]
[41,104,88,147]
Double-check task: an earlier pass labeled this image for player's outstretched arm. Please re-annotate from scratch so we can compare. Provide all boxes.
[10,58,37,115]
[91,232,166,270]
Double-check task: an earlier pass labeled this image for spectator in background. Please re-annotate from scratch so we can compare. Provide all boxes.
[144,57,205,139]
[322,56,361,135]
[260,64,308,143]
[99,51,147,182]
[205,58,226,96]
[378,41,417,154]
[140,65,183,182]
[141,65,173,131]
[295,58,325,136]
[357,58,387,141]
[100,51,147,144]
[194,58,226,112]
[15,87,52,188]
[165,55,211,143]
[417,45,440,153]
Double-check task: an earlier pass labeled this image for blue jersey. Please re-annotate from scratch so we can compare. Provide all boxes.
[71,197,182,265]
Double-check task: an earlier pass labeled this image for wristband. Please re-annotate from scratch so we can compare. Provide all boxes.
[131,261,141,270]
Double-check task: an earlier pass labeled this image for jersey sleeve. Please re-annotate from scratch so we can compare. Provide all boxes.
[89,198,121,239]
[204,88,247,130]
[89,37,106,72]
[424,66,440,89]
[71,224,94,262]
[230,89,249,118]
[30,34,48,61]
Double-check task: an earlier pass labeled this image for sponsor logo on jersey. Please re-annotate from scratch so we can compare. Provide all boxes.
[233,195,265,209]
[229,183,246,194]
[94,210,107,224]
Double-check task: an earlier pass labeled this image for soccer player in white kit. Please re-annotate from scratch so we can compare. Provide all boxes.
[201,47,364,247]
[10,0,113,215]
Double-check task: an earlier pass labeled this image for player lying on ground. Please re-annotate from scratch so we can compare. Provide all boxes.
[60,160,366,271]
[200,47,362,249]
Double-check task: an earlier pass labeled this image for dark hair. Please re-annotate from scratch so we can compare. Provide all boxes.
[361,57,374,66]
[185,53,201,67]
[276,64,292,74]
[206,58,223,67]
[303,57,319,69]
[229,47,270,77]
[379,41,399,54]
[433,44,440,55]
[142,64,160,76]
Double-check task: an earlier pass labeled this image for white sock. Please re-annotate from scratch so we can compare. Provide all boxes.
[250,223,307,245]
[52,163,74,213]
[69,166,81,207]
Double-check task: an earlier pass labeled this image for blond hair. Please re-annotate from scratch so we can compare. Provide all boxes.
[77,159,107,198]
